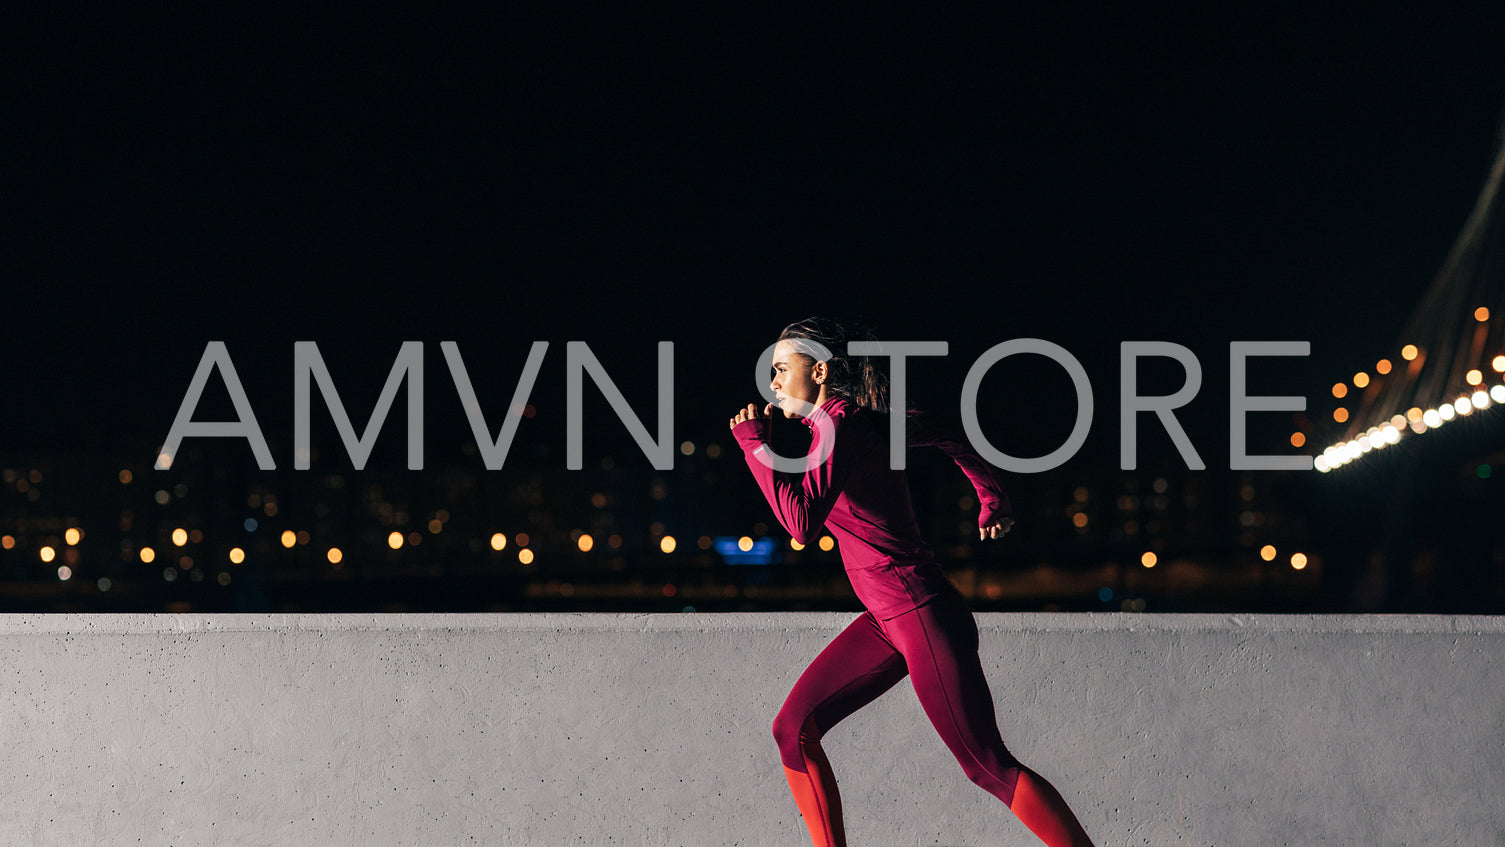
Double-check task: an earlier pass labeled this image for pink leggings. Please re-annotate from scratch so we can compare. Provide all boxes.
[772,594,1093,846]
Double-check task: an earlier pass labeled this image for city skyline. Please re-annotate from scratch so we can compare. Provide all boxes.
[8,9,1505,613]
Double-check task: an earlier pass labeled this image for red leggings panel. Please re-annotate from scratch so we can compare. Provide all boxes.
[772,595,1022,804]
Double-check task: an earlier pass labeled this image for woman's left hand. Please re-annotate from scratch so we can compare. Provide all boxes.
[979,517,1014,540]
[729,402,772,430]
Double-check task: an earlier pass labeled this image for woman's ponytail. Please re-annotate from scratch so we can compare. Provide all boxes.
[778,317,891,414]
[855,355,890,414]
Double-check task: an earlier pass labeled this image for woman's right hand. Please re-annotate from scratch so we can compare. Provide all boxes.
[979,516,1015,540]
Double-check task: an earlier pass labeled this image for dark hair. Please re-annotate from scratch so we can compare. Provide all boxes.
[778,316,891,414]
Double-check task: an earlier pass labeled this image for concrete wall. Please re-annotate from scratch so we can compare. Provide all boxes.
[1,613,1501,846]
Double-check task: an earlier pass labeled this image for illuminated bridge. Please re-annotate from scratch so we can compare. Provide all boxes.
[1315,120,1505,471]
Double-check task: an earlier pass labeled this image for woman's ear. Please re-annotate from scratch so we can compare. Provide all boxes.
[812,360,828,384]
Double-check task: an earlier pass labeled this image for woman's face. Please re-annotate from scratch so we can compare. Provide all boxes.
[770,339,827,418]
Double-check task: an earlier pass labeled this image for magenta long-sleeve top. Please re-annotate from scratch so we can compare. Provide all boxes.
[732,395,1012,620]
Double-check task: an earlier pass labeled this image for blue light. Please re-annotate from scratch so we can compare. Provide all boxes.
[713,536,779,565]
[1097,587,1113,602]
[243,517,258,533]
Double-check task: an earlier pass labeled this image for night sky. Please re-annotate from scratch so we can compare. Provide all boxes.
[11,8,1505,478]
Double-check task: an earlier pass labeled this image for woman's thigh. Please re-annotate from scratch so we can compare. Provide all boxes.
[882,598,1015,764]
[778,611,911,737]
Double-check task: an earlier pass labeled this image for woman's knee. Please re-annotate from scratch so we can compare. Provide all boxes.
[772,706,813,746]
[772,709,819,766]
[956,746,1022,799]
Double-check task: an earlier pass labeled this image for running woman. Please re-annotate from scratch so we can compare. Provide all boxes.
[728,317,1095,847]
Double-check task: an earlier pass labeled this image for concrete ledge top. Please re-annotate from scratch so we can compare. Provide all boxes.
[4,609,1504,846]
[2,611,1502,635]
